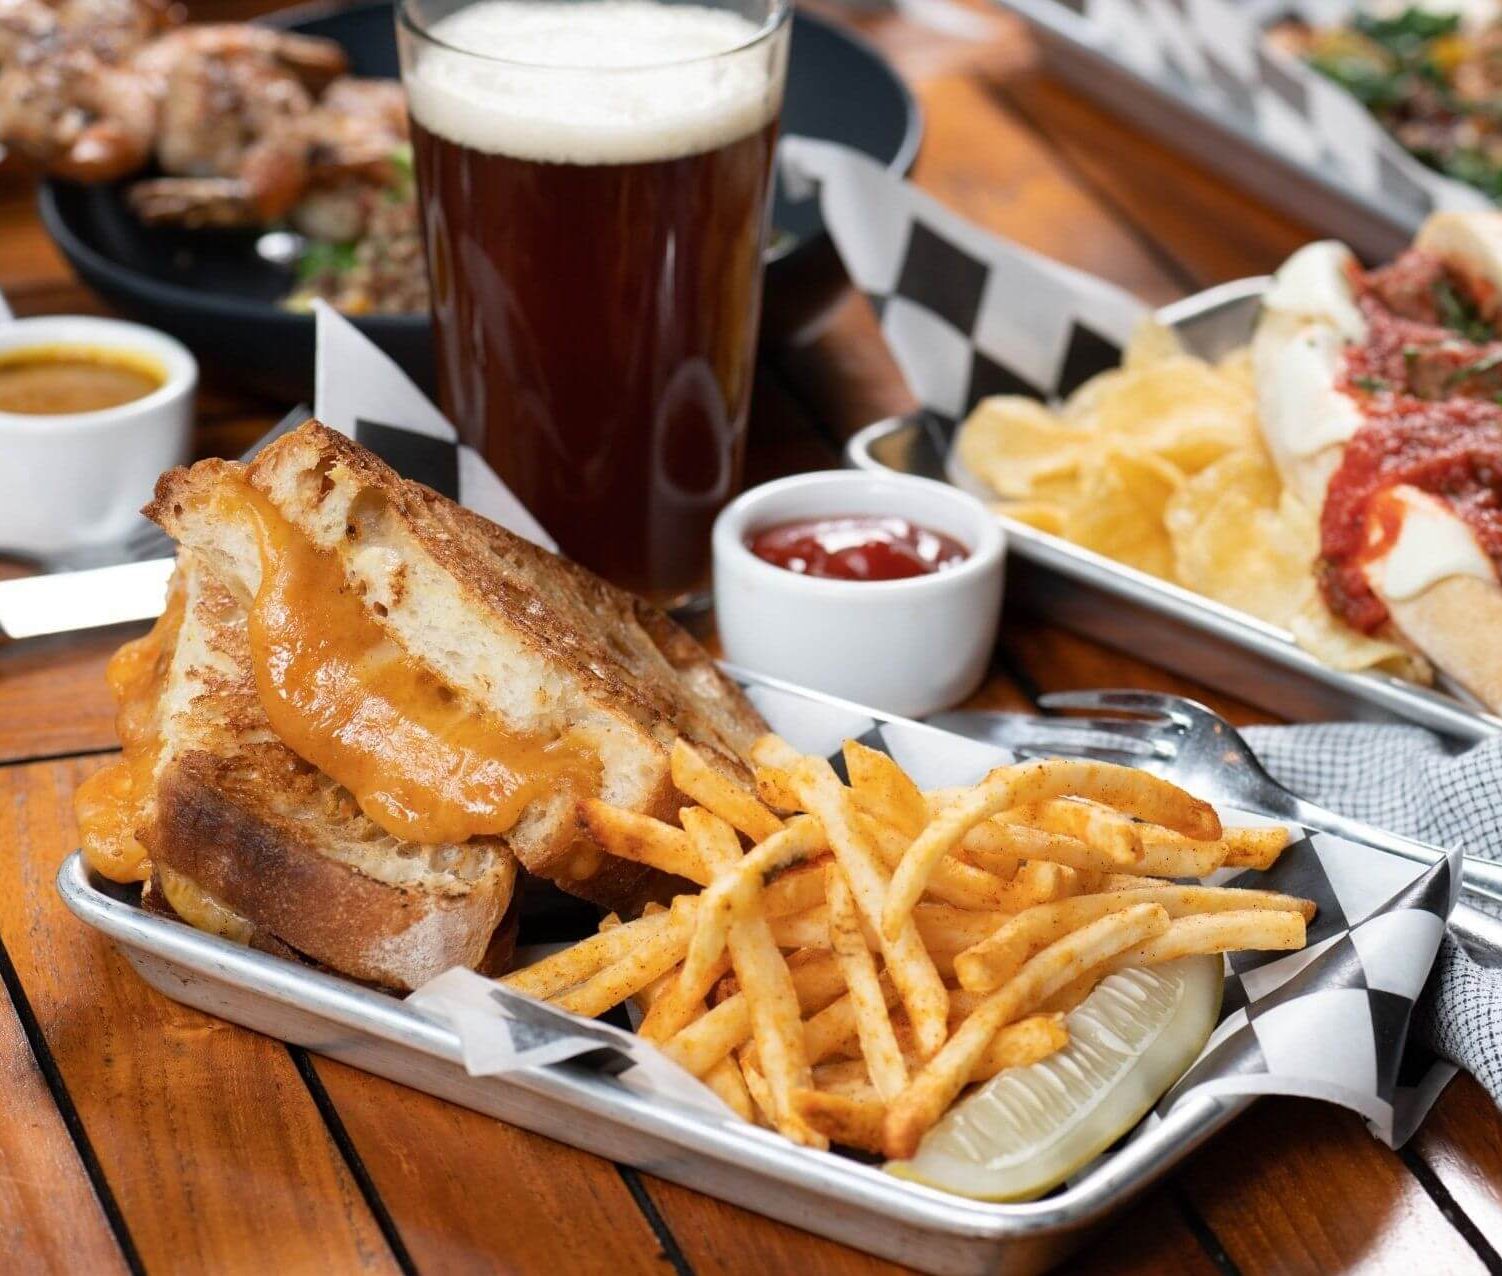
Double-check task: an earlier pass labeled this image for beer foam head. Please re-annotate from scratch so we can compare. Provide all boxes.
[405,0,786,164]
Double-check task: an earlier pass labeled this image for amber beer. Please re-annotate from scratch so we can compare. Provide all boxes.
[400,0,789,598]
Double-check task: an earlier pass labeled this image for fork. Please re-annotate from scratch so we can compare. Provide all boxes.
[928,689,1502,953]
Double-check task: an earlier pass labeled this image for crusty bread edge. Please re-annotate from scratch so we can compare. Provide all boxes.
[149,752,518,991]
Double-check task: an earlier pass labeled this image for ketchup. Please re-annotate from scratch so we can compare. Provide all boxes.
[747,515,969,582]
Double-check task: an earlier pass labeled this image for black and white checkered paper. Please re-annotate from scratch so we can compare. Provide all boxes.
[1081,0,1492,221]
[780,136,1149,443]
[408,680,1459,1148]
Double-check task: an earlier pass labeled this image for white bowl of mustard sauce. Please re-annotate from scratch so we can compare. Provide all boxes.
[0,316,196,562]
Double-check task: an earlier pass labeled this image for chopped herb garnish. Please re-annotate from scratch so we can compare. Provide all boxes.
[1445,350,1502,388]
[1432,277,1497,342]
[296,239,359,282]
[1352,374,1388,392]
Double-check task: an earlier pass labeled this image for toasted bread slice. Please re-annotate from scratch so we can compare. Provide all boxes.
[142,553,518,990]
[147,419,766,907]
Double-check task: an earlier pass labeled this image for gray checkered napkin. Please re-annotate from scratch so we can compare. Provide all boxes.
[1247,724,1502,1110]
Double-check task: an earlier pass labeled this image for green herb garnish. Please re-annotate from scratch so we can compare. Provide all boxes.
[1352,374,1388,392]
[1432,277,1497,342]
[1444,349,1502,388]
[296,239,359,282]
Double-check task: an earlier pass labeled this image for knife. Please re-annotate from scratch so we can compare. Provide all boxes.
[0,556,175,639]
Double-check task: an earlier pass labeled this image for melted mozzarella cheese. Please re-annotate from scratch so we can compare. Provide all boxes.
[1255,320,1365,463]
[1368,486,1497,602]
[1261,241,1367,343]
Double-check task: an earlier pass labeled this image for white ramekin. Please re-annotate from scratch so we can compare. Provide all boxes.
[713,470,1006,719]
[0,315,197,563]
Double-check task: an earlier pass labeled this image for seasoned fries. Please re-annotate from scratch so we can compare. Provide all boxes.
[884,758,1220,939]
[826,863,907,1100]
[503,730,1312,1164]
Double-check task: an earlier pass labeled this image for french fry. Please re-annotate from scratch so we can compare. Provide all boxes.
[740,1058,777,1127]
[889,1010,1068,1081]
[679,816,826,1002]
[954,886,1315,992]
[859,812,1017,911]
[751,734,804,770]
[503,909,676,999]
[1131,836,1231,878]
[961,823,1098,876]
[792,756,951,1058]
[915,904,1009,954]
[578,800,710,884]
[884,902,1172,1158]
[638,951,733,1042]
[812,1058,874,1094]
[755,764,803,814]
[664,953,847,1078]
[999,799,1141,864]
[826,863,908,1100]
[1038,969,1100,1016]
[706,1058,756,1122]
[1100,873,1175,891]
[1220,825,1294,870]
[765,859,829,917]
[671,739,785,842]
[971,1013,1069,1082]
[844,739,929,838]
[885,760,1220,940]
[794,1089,887,1154]
[684,808,823,1148]
[1116,909,1306,967]
[805,975,903,1064]
[553,898,698,1017]
[663,995,752,1077]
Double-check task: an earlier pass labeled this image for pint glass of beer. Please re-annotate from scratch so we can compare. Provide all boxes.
[397,0,790,599]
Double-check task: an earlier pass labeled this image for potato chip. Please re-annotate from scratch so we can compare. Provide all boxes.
[1064,448,1181,579]
[954,397,1086,500]
[1122,317,1183,371]
[1165,448,1312,626]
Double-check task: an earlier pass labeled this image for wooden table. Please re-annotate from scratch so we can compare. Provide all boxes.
[3,3,1502,1272]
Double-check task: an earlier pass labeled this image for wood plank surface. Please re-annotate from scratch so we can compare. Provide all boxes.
[0,0,1497,1272]
[308,1057,676,1275]
[0,757,400,1275]
[0,985,126,1272]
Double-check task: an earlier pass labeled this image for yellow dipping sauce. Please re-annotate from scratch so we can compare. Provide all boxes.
[0,344,164,415]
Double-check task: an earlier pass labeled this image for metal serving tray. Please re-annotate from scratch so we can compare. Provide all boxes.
[56,669,1480,1274]
[56,670,1278,1276]
[847,278,1502,743]
[994,0,1416,261]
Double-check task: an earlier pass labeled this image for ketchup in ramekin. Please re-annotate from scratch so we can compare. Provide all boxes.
[746,515,970,582]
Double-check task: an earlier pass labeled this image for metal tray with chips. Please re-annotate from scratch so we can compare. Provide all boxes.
[845,277,1502,742]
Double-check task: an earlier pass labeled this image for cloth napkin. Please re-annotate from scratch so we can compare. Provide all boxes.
[1245,724,1502,1105]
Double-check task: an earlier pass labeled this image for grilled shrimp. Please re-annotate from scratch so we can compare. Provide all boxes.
[0,44,155,179]
[0,0,59,62]
[129,46,315,225]
[132,24,347,95]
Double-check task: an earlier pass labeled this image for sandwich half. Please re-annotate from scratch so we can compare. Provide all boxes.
[1252,212,1502,710]
[77,418,768,986]
[77,551,520,989]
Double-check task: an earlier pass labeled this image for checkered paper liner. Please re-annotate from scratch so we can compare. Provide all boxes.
[1079,0,1492,222]
[780,138,1148,433]
[409,682,1461,1151]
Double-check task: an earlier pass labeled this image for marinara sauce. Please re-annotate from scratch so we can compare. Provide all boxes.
[748,515,969,582]
[1322,250,1502,631]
